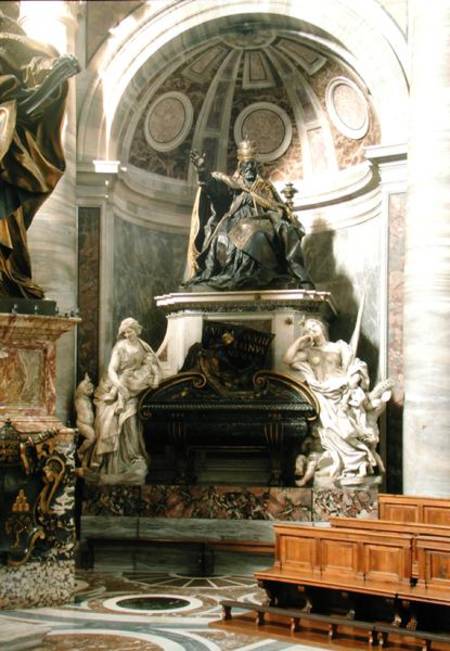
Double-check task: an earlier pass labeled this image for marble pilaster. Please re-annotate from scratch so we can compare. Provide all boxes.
[365,144,407,492]
[403,2,450,497]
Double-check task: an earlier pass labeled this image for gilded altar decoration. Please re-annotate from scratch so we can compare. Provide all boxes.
[0,421,75,567]
[0,4,79,298]
[184,138,313,291]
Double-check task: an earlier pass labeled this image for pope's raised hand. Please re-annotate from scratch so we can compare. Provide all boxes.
[190,150,207,171]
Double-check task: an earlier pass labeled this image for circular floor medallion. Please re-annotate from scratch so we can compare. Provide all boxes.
[117,596,190,611]
[48,630,184,651]
[103,592,203,614]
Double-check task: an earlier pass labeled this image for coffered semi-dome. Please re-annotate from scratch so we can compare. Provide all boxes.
[124,29,380,187]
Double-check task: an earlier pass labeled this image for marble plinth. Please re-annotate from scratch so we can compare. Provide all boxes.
[0,313,79,431]
[155,289,336,377]
[0,313,78,609]
[82,484,378,523]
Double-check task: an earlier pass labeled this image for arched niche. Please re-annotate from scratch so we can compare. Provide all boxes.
[77,0,408,167]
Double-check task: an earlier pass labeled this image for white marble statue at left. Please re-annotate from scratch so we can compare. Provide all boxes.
[84,318,162,485]
[283,312,393,487]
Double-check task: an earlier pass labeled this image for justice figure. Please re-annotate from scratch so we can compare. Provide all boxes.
[184,139,313,291]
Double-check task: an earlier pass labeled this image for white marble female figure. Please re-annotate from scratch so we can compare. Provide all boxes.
[283,318,392,485]
[91,318,162,484]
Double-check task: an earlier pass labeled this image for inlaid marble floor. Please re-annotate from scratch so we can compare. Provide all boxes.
[0,570,328,650]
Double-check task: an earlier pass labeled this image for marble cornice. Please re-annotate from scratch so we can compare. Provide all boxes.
[365,143,408,163]
[76,162,120,203]
[119,165,194,206]
[0,314,80,343]
[155,289,337,318]
[293,161,377,211]
[365,143,408,190]
[298,186,382,233]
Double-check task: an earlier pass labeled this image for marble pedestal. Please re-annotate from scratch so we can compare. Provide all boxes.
[0,313,78,609]
[80,484,378,572]
[0,313,79,431]
[156,289,336,377]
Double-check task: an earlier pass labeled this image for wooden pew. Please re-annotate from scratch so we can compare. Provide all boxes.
[378,493,450,527]
[254,494,450,644]
[330,516,450,579]
[267,522,413,592]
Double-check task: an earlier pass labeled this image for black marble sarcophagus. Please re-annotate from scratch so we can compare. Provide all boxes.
[139,324,318,486]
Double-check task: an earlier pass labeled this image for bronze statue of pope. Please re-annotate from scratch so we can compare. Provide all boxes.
[184,138,313,291]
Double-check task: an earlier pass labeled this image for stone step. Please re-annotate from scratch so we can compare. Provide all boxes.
[0,621,50,651]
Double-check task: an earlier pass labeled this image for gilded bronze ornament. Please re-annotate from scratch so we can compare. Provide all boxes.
[0,9,80,298]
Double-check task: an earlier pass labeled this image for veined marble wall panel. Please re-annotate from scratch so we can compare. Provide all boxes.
[386,192,406,492]
[0,348,43,406]
[304,216,381,381]
[113,216,188,350]
[77,207,101,385]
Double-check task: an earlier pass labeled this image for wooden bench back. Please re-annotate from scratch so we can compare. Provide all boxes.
[415,535,450,592]
[273,523,412,590]
[330,515,450,579]
[330,516,450,537]
[378,493,450,526]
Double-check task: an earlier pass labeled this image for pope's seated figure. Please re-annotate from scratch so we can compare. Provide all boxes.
[184,139,313,291]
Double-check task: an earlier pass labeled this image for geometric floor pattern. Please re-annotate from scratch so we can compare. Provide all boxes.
[0,571,325,650]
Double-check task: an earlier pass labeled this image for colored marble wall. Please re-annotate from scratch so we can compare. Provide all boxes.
[113,216,188,350]
[386,193,406,493]
[77,207,101,385]
[82,484,378,523]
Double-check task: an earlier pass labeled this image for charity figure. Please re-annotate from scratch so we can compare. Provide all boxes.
[90,318,162,484]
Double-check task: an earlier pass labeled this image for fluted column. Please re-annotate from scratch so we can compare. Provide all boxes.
[403,1,450,496]
[19,1,79,421]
